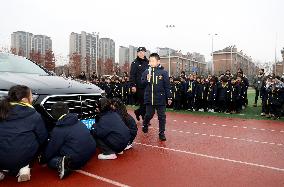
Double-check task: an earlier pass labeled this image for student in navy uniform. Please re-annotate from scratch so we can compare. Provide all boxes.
[237,69,249,107]
[229,77,242,113]
[104,78,113,98]
[207,77,217,112]
[42,102,96,179]
[113,77,122,99]
[0,85,48,182]
[194,76,203,111]
[129,47,149,121]
[217,76,231,113]
[173,78,183,110]
[111,98,137,150]
[141,53,172,141]
[180,76,188,109]
[269,77,283,119]
[121,77,129,104]
[92,98,130,159]
[260,76,270,117]
[168,77,175,108]
[185,74,195,111]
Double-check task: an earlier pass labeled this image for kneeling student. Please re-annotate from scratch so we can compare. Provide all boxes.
[42,102,96,179]
[92,98,130,160]
[111,98,138,150]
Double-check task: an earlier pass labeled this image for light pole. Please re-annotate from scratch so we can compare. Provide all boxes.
[166,24,175,77]
[208,33,218,75]
[230,45,235,73]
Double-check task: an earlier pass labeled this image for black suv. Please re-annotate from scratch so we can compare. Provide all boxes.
[0,53,103,130]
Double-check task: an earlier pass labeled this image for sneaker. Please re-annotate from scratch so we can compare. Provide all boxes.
[17,165,31,182]
[260,112,265,116]
[124,144,133,150]
[134,110,140,121]
[117,151,124,155]
[142,125,148,133]
[98,153,117,160]
[159,134,167,141]
[0,171,5,181]
[58,156,71,180]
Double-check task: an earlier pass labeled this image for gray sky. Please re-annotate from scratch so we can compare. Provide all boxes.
[0,0,283,65]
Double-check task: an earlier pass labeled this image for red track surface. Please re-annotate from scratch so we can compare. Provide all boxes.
[1,111,284,187]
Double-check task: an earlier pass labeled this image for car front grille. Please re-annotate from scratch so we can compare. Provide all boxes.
[41,94,101,120]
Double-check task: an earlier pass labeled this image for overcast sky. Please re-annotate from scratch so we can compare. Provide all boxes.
[0,0,283,65]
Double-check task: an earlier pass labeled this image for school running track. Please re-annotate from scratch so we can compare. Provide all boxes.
[1,110,284,187]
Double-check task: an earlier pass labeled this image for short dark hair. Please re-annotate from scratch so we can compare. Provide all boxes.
[51,102,69,120]
[149,53,160,60]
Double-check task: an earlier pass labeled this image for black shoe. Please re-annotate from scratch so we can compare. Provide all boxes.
[134,110,140,121]
[159,134,166,141]
[58,156,71,180]
[142,125,148,133]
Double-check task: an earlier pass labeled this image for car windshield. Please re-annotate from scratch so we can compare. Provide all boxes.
[0,53,49,75]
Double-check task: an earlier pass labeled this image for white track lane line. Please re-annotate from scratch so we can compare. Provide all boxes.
[134,142,284,172]
[149,127,283,147]
[169,120,284,133]
[76,170,131,187]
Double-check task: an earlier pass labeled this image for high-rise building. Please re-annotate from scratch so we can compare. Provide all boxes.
[32,35,52,55]
[11,31,33,58]
[99,38,115,62]
[69,31,99,75]
[119,46,129,66]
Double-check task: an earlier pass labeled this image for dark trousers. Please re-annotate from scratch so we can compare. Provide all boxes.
[186,95,194,110]
[143,105,166,135]
[262,100,269,114]
[208,100,215,110]
[96,138,116,155]
[255,89,260,104]
[134,88,146,117]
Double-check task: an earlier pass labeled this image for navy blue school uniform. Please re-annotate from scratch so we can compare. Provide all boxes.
[0,104,48,173]
[241,77,249,106]
[113,82,122,99]
[207,84,217,111]
[217,82,231,112]
[173,82,183,110]
[104,83,113,98]
[185,80,195,110]
[261,84,270,114]
[194,82,205,111]
[180,80,187,109]
[269,85,282,118]
[115,110,138,144]
[121,81,128,104]
[92,111,130,153]
[229,83,242,112]
[43,113,96,169]
[141,65,172,135]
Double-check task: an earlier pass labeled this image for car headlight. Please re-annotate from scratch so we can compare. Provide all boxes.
[0,91,8,100]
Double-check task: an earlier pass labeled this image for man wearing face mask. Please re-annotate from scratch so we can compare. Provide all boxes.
[129,47,149,121]
[253,69,265,107]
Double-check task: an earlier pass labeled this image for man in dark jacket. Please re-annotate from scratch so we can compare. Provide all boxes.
[43,102,96,179]
[141,53,172,141]
[129,47,149,121]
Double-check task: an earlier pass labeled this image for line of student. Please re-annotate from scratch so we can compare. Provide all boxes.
[0,85,137,182]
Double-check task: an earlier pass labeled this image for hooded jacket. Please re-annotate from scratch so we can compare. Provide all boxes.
[43,113,96,169]
[0,104,48,171]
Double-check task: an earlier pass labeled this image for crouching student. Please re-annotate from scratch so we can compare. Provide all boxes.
[42,102,96,179]
[92,98,130,160]
[0,85,48,182]
[111,98,138,150]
